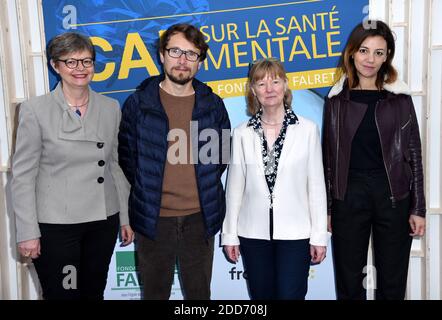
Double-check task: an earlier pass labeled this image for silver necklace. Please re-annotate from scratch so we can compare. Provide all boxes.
[67,99,89,108]
[261,118,282,126]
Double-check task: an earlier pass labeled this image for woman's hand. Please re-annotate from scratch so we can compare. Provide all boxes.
[18,239,41,259]
[409,215,425,237]
[120,225,135,246]
[310,245,326,264]
[224,245,240,263]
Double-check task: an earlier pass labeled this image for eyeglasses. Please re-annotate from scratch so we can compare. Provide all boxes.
[165,47,201,62]
[57,58,94,69]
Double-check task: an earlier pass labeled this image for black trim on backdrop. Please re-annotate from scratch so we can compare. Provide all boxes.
[1,300,438,319]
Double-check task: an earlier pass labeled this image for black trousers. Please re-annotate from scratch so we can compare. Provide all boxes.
[136,212,214,300]
[331,169,413,300]
[33,213,119,300]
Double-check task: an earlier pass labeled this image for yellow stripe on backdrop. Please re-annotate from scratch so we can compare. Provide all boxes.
[208,67,338,98]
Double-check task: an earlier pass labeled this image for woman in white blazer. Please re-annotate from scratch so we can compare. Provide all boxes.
[11,32,134,300]
[221,58,327,300]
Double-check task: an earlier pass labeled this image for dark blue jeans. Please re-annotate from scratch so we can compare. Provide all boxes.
[239,237,311,300]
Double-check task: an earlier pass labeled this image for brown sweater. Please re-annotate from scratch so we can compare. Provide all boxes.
[159,87,201,217]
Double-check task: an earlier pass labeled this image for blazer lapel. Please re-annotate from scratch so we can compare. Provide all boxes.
[82,90,102,142]
[251,128,265,174]
[277,125,296,170]
[54,83,101,142]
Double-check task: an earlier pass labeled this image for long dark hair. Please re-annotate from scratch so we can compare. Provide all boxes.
[337,20,397,89]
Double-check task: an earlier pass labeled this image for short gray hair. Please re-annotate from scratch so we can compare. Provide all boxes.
[47,32,95,62]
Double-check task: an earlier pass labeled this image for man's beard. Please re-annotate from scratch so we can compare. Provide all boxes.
[166,68,194,85]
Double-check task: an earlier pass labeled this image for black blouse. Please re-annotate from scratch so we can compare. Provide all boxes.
[349,90,387,170]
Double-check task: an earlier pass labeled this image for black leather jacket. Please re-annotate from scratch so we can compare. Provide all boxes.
[323,77,426,217]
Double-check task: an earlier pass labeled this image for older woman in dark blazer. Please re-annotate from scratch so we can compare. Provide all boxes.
[11,32,134,300]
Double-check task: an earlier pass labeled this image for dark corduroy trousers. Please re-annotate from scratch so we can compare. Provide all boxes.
[136,212,214,300]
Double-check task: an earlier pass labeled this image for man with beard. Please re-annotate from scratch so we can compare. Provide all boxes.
[118,23,231,300]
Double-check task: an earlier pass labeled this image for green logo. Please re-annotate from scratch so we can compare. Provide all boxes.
[116,251,137,273]
[114,251,141,289]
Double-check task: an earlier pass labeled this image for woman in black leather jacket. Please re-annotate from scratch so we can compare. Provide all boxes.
[323,20,426,300]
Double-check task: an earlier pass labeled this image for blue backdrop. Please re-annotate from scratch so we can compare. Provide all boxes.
[42,0,368,299]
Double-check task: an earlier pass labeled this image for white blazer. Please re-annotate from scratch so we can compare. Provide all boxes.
[221,115,328,246]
